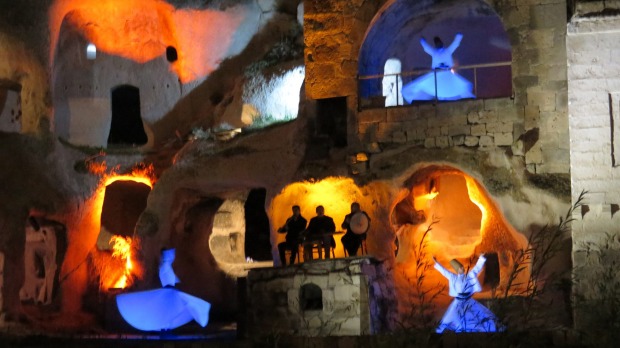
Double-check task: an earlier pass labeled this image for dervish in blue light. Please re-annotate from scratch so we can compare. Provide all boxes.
[433,254,502,333]
[116,248,211,331]
[401,33,475,103]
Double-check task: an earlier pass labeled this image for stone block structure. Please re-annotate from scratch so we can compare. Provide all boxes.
[567,1,620,329]
[246,257,397,337]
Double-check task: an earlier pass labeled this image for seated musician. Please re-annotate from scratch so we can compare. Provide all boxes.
[303,205,336,260]
[277,205,307,266]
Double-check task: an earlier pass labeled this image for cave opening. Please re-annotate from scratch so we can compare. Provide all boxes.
[95,179,151,290]
[244,188,272,261]
[392,165,528,294]
[166,46,178,62]
[300,283,323,311]
[269,177,377,262]
[108,85,147,147]
[98,180,151,248]
[20,216,67,306]
[316,97,347,148]
[171,196,239,322]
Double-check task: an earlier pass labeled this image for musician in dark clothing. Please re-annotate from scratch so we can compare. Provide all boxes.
[277,205,307,266]
[341,202,370,256]
[303,205,336,260]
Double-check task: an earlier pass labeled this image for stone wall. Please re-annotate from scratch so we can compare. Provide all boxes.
[356,97,522,157]
[567,3,620,329]
[304,0,569,175]
[245,257,397,337]
[303,0,386,100]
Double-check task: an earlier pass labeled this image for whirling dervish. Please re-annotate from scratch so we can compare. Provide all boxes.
[402,33,475,103]
[433,254,501,333]
[116,248,211,331]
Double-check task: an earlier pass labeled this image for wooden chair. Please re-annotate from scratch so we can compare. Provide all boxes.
[284,244,302,264]
[343,236,368,257]
[360,238,368,255]
[304,241,335,261]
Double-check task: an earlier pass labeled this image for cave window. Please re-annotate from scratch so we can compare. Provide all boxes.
[166,46,178,63]
[391,165,530,292]
[0,84,22,133]
[20,217,66,305]
[300,283,323,311]
[316,97,347,148]
[358,0,512,109]
[108,85,147,146]
[97,180,151,249]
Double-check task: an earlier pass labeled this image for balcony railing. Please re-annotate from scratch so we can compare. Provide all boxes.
[357,61,512,110]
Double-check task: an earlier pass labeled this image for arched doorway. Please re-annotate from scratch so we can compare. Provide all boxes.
[108,85,147,146]
[244,188,272,261]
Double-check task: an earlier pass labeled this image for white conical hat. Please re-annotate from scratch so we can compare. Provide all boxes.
[350,212,370,234]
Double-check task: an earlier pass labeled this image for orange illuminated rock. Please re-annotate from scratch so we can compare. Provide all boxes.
[49,0,245,83]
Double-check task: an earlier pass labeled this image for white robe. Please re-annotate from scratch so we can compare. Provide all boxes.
[434,255,501,333]
[117,248,211,331]
[401,33,475,103]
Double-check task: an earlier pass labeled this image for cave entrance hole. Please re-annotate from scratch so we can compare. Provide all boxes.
[391,165,528,293]
[98,180,151,248]
[244,188,272,261]
[108,85,147,146]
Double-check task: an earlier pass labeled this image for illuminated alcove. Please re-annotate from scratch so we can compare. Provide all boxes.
[269,177,376,261]
[391,165,529,294]
[358,0,512,106]
[238,65,306,130]
[95,176,152,290]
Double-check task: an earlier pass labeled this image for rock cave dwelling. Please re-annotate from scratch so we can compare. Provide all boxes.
[0,0,619,346]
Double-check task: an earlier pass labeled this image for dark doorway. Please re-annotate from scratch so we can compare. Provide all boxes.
[300,283,323,311]
[108,85,147,146]
[316,97,347,148]
[100,180,151,238]
[244,188,272,261]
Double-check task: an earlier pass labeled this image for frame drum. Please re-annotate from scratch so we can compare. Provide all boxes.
[350,212,369,234]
